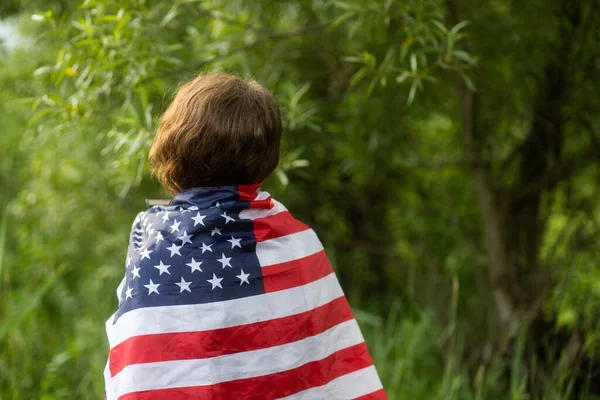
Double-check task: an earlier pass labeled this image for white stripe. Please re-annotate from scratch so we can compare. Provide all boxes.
[279,365,383,400]
[239,196,287,220]
[255,190,272,201]
[104,360,112,399]
[106,273,342,348]
[115,275,125,302]
[108,319,365,399]
[256,229,323,267]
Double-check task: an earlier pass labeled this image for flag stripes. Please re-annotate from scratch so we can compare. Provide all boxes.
[105,188,385,399]
[262,249,333,292]
[118,345,375,400]
[253,210,309,242]
[255,228,323,267]
[109,295,353,376]
[110,319,364,398]
[107,273,344,349]
[279,366,384,400]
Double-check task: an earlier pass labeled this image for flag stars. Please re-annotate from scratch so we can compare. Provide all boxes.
[201,242,213,254]
[211,227,222,237]
[154,260,171,275]
[144,279,160,295]
[178,231,193,245]
[186,257,203,273]
[125,286,133,299]
[221,211,235,224]
[131,265,141,279]
[170,219,181,233]
[126,256,132,267]
[207,273,223,290]
[191,212,206,227]
[175,277,192,293]
[217,253,232,269]
[155,231,165,242]
[236,269,250,285]
[161,211,171,222]
[167,243,183,257]
[227,236,242,249]
[139,247,153,260]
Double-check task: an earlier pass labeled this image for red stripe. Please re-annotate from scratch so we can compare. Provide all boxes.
[253,210,309,242]
[118,342,374,400]
[237,184,261,199]
[110,295,352,377]
[238,184,273,209]
[262,250,333,293]
[354,388,388,400]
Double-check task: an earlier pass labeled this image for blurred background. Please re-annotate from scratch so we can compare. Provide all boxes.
[1,1,600,399]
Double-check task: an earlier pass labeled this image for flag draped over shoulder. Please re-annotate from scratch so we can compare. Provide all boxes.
[104,184,386,400]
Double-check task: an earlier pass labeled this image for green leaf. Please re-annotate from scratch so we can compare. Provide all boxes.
[160,5,180,27]
[431,20,449,34]
[331,11,355,29]
[460,72,476,91]
[407,79,419,104]
[452,50,474,63]
[396,71,411,84]
[450,20,471,36]
[350,67,370,87]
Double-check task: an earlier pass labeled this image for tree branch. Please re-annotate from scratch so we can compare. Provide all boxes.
[507,144,600,204]
[137,23,330,85]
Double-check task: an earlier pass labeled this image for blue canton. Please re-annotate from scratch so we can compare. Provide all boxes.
[114,187,265,322]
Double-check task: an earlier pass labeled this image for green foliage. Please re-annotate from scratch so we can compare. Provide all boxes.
[2,0,600,398]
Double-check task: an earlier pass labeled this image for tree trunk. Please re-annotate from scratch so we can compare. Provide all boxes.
[457,82,518,342]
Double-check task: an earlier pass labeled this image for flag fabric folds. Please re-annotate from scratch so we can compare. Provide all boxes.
[104,184,386,399]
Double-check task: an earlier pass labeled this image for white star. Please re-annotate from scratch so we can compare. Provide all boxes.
[154,260,171,275]
[131,265,141,279]
[155,231,165,242]
[221,211,235,224]
[166,243,182,257]
[161,211,170,222]
[175,277,192,293]
[217,253,232,269]
[125,286,133,299]
[201,242,213,253]
[211,227,222,237]
[126,256,132,266]
[186,257,203,273]
[207,273,223,290]
[148,227,156,236]
[227,236,242,249]
[191,212,206,227]
[215,201,221,207]
[139,247,153,260]
[170,219,181,233]
[236,269,250,285]
[178,231,193,245]
[144,279,160,294]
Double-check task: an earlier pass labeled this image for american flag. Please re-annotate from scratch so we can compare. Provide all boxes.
[104,184,385,399]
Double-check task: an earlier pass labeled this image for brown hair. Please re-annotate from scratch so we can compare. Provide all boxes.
[149,73,282,194]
